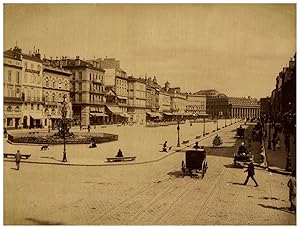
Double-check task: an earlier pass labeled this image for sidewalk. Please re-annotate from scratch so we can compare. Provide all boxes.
[263,126,295,175]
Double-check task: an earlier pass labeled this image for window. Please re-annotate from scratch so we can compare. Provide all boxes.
[16,72,20,84]
[52,93,55,102]
[46,78,49,87]
[7,118,13,126]
[90,73,92,81]
[7,106,12,111]
[8,70,12,82]
[79,72,82,80]
[16,88,20,98]
[31,104,34,110]
[53,81,56,88]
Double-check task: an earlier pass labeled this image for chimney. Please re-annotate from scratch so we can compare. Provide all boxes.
[34,49,41,59]
[75,56,80,65]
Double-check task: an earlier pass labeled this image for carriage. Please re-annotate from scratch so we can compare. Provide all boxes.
[233,150,252,166]
[181,149,208,178]
[236,127,245,138]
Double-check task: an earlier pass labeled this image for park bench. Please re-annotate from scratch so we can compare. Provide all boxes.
[4,153,31,159]
[106,156,136,162]
[182,140,189,144]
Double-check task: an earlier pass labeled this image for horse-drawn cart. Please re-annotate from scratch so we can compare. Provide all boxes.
[181,149,208,178]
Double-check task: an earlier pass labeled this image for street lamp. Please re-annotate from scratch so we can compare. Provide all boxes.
[61,94,68,162]
[177,120,181,147]
[202,116,206,136]
[267,119,271,150]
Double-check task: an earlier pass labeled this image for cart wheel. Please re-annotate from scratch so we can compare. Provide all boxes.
[201,160,206,179]
[181,161,185,178]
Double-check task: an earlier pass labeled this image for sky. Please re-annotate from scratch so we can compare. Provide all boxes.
[3,4,296,99]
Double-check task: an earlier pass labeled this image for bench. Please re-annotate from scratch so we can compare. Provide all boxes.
[4,153,31,159]
[106,156,136,162]
[195,135,201,139]
[182,140,189,144]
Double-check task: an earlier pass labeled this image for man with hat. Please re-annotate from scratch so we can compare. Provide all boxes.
[243,159,259,187]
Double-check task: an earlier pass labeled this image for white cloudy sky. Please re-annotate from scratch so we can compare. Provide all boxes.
[4,4,296,99]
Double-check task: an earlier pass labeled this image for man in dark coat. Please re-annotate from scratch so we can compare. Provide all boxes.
[243,161,258,187]
[15,150,21,170]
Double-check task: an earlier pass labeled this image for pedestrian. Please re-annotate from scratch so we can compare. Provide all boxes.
[193,141,201,150]
[87,124,91,132]
[15,150,21,170]
[243,160,258,187]
[287,170,296,211]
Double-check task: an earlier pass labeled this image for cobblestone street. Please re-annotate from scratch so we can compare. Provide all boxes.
[4,122,296,225]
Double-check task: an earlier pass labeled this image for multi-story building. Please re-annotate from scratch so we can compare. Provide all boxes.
[3,47,23,129]
[127,76,146,123]
[186,94,207,116]
[94,58,129,122]
[196,89,260,118]
[42,59,72,129]
[17,48,44,129]
[158,91,172,114]
[259,97,271,116]
[62,57,106,126]
[144,76,160,121]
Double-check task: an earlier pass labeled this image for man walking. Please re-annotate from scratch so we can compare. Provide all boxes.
[243,160,258,187]
[288,170,296,211]
[15,150,21,170]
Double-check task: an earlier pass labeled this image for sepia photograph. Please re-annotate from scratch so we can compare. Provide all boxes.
[3,3,296,225]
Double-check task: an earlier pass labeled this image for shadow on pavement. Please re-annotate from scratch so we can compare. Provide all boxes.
[257,204,295,214]
[227,182,245,186]
[10,167,18,170]
[224,163,245,169]
[40,156,61,162]
[167,170,183,178]
[25,217,63,225]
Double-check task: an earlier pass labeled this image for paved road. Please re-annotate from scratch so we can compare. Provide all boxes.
[4,122,295,225]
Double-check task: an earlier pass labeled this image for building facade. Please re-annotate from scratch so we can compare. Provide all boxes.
[21,49,44,128]
[3,47,23,129]
[42,59,72,129]
[127,76,146,123]
[186,94,207,115]
[62,57,105,126]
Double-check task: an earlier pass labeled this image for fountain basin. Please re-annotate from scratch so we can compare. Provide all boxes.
[7,132,118,145]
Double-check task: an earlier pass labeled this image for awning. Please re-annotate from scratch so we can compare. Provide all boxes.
[173,112,184,116]
[147,112,162,118]
[117,96,128,100]
[90,113,108,117]
[119,113,130,118]
[30,114,44,120]
[106,105,123,114]
[163,112,173,116]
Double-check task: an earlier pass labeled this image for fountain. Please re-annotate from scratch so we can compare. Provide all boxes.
[7,96,118,145]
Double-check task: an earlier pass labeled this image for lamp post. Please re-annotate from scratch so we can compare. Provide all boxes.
[61,94,68,162]
[267,119,271,150]
[177,120,180,147]
[203,116,206,136]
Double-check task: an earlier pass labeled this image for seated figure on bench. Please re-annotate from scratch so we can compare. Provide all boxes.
[41,145,49,150]
[116,149,124,157]
[89,137,97,148]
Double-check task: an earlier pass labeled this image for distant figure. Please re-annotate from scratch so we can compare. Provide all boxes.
[239,125,242,129]
[15,150,22,170]
[193,142,201,150]
[288,170,296,211]
[238,142,247,154]
[272,138,277,151]
[243,160,258,187]
[116,149,124,157]
[88,125,91,132]
[163,141,168,152]
[4,128,7,138]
